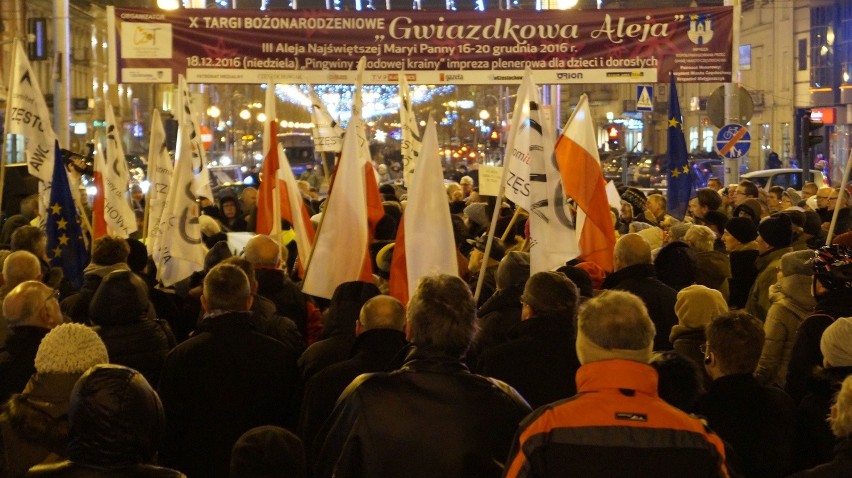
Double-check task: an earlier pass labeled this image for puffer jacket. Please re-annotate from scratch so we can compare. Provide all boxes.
[60,263,130,325]
[26,364,184,477]
[88,271,175,387]
[0,373,80,478]
[755,275,815,388]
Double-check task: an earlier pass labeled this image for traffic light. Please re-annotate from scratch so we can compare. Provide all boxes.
[606,124,620,150]
[489,130,499,148]
[801,109,824,155]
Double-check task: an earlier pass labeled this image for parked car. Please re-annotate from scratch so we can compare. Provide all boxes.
[740,168,828,190]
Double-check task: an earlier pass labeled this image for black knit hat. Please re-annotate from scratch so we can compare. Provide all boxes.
[758,213,793,249]
[621,188,646,215]
[725,217,758,244]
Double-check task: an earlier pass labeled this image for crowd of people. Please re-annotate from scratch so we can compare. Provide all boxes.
[0,168,851,477]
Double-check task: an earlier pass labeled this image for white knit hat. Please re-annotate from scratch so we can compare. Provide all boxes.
[821,317,852,367]
[35,323,109,374]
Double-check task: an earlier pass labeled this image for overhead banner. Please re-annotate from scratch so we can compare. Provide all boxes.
[109,7,732,85]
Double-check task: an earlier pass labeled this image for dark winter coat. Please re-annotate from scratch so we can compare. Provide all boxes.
[695,373,797,478]
[88,280,176,388]
[0,373,80,478]
[654,241,696,292]
[60,263,131,325]
[728,246,759,309]
[298,282,380,381]
[249,294,304,361]
[253,268,310,342]
[603,263,679,351]
[468,285,523,369]
[27,365,185,477]
[480,313,580,409]
[0,327,50,404]
[785,289,852,402]
[789,438,852,477]
[299,328,407,462]
[158,311,298,478]
[315,347,530,478]
[746,246,793,322]
[795,366,852,471]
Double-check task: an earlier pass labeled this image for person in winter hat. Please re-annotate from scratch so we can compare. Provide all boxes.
[754,250,816,388]
[670,285,728,387]
[723,217,760,309]
[26,364,183,477]
[0,323,108,478]
[745,213,794,321]
[786,245,852,403]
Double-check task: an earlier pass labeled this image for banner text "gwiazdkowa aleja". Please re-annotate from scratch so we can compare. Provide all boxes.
[108,7,732,85]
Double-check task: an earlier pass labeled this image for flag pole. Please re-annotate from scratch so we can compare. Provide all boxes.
[500,207,524,242]
[475,166,512,305]
[0,39,17,220]
[826,148,852,245]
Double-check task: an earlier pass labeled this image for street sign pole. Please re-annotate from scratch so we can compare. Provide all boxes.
[723,0,741,186]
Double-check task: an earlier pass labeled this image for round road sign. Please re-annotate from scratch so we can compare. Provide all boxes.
[715,124,751,159]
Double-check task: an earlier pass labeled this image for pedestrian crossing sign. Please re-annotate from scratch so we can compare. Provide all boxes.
[637,86,653,112]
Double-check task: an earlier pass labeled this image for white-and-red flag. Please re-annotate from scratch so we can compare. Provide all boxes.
[145,109,173,256]
[98,100,137,239]
[556,94,617,272]
[389,116,458,304]
[302,57,383,299]
[256,85,282,240]
[276,141,316,275]
[399,73,421,188]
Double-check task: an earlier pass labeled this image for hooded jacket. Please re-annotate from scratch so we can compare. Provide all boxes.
[88,271,175,387]
[754,275,816,388]
[691,249,732,300]
[0,373,79,478]
[746,246,793,322]
[26,364,184,477]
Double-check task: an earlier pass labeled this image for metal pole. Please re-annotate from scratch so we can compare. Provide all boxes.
[723,0,741,187]
[53,0,71,149]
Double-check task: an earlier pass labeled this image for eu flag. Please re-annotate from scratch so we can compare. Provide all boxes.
[46,140,88,290]
[666,73,695,220]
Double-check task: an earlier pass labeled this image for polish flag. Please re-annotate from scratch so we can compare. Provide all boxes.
[389,117,457,304]
[555,94,616,272]
[302,57,382,299]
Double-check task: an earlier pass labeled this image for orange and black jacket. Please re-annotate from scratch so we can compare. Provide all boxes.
[504,359,730,478]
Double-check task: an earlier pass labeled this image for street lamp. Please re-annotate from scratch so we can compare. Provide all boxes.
[157,0,180,10]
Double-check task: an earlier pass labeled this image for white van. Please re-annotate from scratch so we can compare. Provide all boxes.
[740,168,828,190]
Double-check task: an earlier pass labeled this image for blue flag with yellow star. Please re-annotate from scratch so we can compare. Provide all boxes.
[666,73,695,220]
[46,140,88,289]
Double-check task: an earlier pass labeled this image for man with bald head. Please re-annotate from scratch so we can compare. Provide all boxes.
[0,281,62,402]
[0,251,43,344]
[602,233,678,351]
[244,234,318,345]
[299,295,408,460]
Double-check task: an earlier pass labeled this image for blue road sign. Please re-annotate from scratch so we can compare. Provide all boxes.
[715,124,751,159]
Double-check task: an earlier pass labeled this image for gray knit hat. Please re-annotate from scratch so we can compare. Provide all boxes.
[35,323,109,374]
[496,251,530,290]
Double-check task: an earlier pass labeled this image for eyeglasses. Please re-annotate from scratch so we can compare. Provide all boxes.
[734,191,747,196]
[699,343,709,355]
[44,289,60,304]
